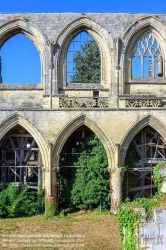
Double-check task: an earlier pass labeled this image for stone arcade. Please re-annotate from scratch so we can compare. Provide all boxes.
[1,12,166,211]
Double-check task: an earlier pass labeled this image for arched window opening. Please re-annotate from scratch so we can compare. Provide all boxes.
[0,33,41,84]
[66,31,101,85]
[0,125,42,190]
[57,126,109,211]
[132,32,163,79]
[123,126,166,201]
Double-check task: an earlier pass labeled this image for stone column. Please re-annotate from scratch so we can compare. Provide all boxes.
[44,142,58,216]
[110,143,122,212]
[50,165,58,207]
[110,167,122,212]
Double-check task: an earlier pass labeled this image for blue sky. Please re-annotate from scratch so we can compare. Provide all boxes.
[1,0,166,13]
[0,0,165,83]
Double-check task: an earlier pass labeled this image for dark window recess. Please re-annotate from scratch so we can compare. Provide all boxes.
[93,91,99,107]
[93,91,99,98]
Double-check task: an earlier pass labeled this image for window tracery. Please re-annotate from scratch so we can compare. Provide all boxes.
[132,32,163,79]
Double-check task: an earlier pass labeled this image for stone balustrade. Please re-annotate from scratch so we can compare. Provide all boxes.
[59,97,109,108]
[126,98,162,107]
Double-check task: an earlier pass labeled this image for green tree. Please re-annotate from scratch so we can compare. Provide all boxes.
[58,132,110,210]
[70,39,101,83]
[71,135,109,210]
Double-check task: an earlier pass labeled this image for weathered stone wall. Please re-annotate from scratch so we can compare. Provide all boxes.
[137,209,166,250]
[123,207,166,249]
[0,12,166,210]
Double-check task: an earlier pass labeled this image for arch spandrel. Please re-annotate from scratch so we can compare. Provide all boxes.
[0,113,49,167]
[119,114,166,166]
[52,114,115,168]
[56,16,112,49]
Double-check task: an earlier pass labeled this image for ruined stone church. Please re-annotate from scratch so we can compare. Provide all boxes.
[0,12,166,211]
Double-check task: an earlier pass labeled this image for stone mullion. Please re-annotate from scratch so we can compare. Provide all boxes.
[141,55,144,77]
[151,55,154,78]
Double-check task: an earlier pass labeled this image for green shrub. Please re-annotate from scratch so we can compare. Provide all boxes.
[0,183,40,218]
[44,203,58,218]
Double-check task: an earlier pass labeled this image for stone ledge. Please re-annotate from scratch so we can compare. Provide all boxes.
[61,83,109,91]
[0,84,43,90]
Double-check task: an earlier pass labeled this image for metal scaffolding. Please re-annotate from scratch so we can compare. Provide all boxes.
[0,125,42,189]
[126,126,166,200]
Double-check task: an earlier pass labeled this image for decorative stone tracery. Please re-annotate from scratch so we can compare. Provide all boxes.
[59,97,109,108]
[132,32,163,78]
[126,99,161,107]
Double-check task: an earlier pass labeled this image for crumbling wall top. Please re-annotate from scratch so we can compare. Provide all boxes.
[0,13,165,39]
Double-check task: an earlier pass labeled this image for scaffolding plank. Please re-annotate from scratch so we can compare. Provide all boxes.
[139,158,165,164]
[60,166,86,168]
[129,184,155,192]
[8,134,32,137]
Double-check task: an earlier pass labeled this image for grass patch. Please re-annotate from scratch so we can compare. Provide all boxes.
[0,211,121,250]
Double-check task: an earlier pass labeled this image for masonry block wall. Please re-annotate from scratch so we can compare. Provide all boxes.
[1,13,166,210]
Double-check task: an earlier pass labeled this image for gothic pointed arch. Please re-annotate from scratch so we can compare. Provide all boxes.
[120,16,166,93]
[55,16,112,90]
[52,114,115,168]
[0,18,47,86]
[0,18,46,51]
[122,16,166,50]
[119,114,166,166]
[0,113,49,167]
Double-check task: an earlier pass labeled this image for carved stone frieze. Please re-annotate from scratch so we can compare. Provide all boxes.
[126,99,161,107]
[59,97,109,108]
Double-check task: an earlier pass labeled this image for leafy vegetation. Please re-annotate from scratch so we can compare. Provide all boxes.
[117,192,163,250]
[70,39,101,83]
[117,206,142,250]
[117,162,164,250]
[0,183,41,218]
[58,129,109,211]
[152,161,164,194]
[44,201,58,219]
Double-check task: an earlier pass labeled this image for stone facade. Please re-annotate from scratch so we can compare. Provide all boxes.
[1,13,166,210]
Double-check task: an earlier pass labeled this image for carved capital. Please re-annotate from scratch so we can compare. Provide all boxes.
[115,143,120,148]
[52,166,60,172]
[48,141,53,147]
[42,167,49,172]
[115,66,121,70]
[46,39,56,46]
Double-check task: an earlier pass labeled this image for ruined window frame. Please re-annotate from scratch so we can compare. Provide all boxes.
[58,27,109,90]
[0,33,41,85]
[66,30,101,85]
[65,29,101,87]
[125,27,166,84]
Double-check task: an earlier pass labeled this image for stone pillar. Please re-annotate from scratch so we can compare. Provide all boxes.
[110,143,122,212]
[44,142,58,216]
[50,165,58,207]
[110,167,122,212]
